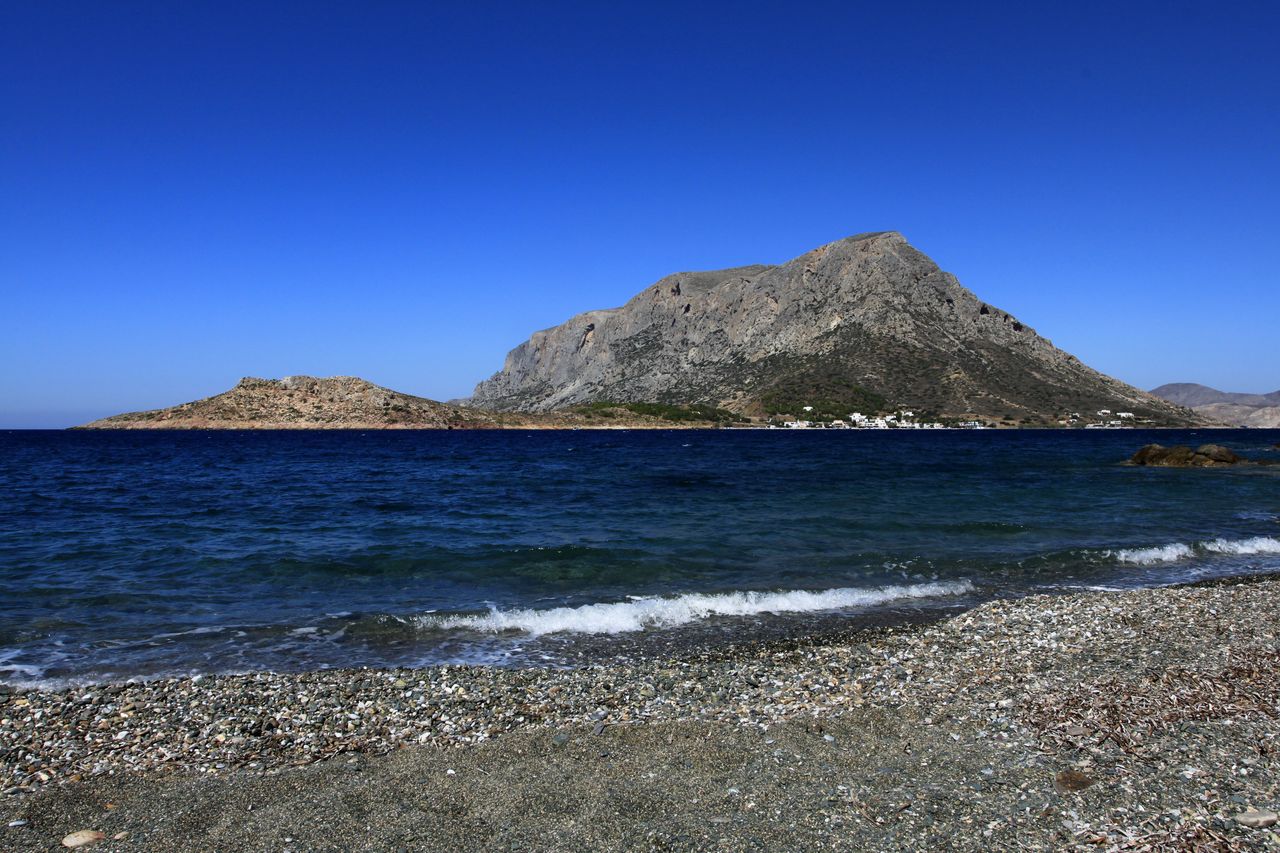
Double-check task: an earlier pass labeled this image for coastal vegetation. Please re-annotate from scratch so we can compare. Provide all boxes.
[758,375,887,421]
[572,401,744,424]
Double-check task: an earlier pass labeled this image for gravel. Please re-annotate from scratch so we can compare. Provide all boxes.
[3,576,1279,851]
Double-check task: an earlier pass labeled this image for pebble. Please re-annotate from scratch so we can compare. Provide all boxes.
[1235,809,1279,828]
[0,576,1276,853]
[1053,768,1095,794]
[61,830,106,847]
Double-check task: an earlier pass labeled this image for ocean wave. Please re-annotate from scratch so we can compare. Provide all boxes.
[421,580,976,636]
[1107,535,1280,565]
[1108,543,1195,565]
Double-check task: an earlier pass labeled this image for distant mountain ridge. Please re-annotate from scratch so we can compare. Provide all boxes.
[1150,383,1280,409]
[469,232,1201,425]
[1150,383,1280,428]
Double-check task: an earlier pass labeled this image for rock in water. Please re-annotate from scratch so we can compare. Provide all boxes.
[1129,444,1243,467]
[470,231,1202,424]
[1195,444,1240,464]
[1131,444,1190,466]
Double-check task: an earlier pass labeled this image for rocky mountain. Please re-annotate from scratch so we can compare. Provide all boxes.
[1151,383,1280,410]
[79,376,501,430]
[1151,383,1280,428]
[77,376,737,430]
[469,232,1202,425]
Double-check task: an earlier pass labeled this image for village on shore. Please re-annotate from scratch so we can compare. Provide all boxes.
[765,408,1143,430]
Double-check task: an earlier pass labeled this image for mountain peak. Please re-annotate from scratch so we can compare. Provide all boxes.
[838,230,905,244]
[470,233,1200,425]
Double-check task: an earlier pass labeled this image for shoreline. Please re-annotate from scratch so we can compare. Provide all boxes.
[64,423,1260,431]
[4,574,1279,850]
[5,569,1272,694]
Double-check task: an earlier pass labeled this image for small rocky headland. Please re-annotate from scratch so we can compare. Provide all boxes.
[3,579,1279,851]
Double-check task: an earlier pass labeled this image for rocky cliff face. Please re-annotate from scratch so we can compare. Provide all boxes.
[80,376,498,429]
[471,232,1200,423]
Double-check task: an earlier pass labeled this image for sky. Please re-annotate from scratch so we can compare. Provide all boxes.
[2,1,1278,428]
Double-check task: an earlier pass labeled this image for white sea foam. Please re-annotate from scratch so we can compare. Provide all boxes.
[1202,536,1280,556]
[0,661,46,680]
[423,580,975,637]
[1107,535,1280,565]
[1108,543,1194,565]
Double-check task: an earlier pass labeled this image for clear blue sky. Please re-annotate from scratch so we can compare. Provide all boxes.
[3,1,1277,427]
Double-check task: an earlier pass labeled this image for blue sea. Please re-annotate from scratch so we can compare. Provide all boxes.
[1,428,1277,687]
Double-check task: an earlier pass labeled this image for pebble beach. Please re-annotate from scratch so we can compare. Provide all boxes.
[2,575,1278,851]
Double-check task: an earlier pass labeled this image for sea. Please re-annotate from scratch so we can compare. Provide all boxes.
[1,428,1277,687]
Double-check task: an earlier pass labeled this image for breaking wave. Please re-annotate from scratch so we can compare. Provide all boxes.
[1107,536,1280,565]
[1109,543,1195,565]
[1203,536,1280,556]
[422,580,976,636]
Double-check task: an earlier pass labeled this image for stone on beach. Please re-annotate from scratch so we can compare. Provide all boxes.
[4,578,1280,851]
[1052,769,1095,794]
[1234,809,1278,828]
[61,830,106,847]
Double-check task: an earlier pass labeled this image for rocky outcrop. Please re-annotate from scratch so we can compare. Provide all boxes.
[1150,384,1280,428]
[471,232,1202,424]
[78,376,500,430]
[1129,444,1242,467]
